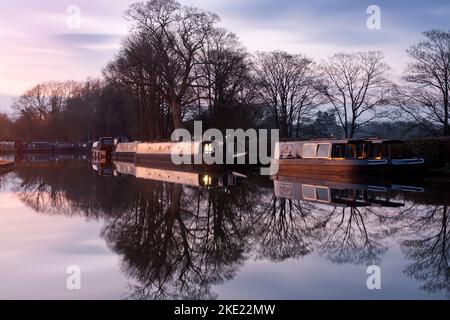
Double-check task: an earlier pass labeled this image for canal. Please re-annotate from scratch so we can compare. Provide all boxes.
[0,158,449,299]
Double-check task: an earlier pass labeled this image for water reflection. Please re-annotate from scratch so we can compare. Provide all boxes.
[4,158,450,299]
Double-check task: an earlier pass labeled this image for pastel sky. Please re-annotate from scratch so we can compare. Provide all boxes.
[0,0,449,112]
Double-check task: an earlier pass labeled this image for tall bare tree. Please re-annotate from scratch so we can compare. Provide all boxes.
[193,28,258,129]
[320,51,392,138]
[104,31,170,139]
[125,0,219,129]
[254,51,320,138]
[12,81,80,139]
[398,30,450,136]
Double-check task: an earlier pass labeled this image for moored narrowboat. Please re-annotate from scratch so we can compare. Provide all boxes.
[272,138,425,177]
[15,141,52,154]
[91,137,114,162]
[112,141,138,162]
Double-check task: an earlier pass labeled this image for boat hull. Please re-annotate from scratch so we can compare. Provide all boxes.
[272,158,425,178]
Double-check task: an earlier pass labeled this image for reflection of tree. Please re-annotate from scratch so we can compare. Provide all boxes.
[102,181,261,299]
[251,196,325,261]
[255,191,393,265]
[398,205,450,296]
[12,163,134,219]
[0,170,11,189]
[10,163,450,298]
[318,206,390,265]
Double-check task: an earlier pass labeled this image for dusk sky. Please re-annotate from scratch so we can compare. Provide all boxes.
[0,0,449,113]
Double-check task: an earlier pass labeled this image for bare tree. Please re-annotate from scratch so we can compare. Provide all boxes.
[13,81,79,120]
[12,81,81,139]
[125,0,219,129]
[253,51,320,138]
[104,31,170,139]
[398,30,450,136]
[193,28,258,129]
[319,51,392,138]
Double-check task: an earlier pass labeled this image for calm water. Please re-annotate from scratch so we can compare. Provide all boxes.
[0,157,449,300]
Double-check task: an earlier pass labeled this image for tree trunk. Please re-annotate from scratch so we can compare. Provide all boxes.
[444,98,449,136]
[170,100,182,130]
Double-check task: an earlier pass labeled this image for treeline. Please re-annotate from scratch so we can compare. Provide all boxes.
[1,0,449,142]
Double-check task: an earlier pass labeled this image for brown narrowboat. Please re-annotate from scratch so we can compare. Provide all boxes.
[272,138,425,177]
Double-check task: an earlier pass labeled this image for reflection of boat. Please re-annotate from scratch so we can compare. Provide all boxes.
[0,160,14,175]
[14,154,87,167]
[114,161,245,188]
[92,162,115,176]
[273,175,424,208]
[272,139,425,177]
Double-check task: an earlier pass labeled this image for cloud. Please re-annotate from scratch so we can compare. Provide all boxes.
[54,33,121,45]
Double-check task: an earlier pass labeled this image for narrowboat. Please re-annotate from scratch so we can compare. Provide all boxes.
[15,141,52,154]
[91,137,115,162]
[112,142,138,162]
[113,140,221,168]
[52,142,78,153]
[272,139,425,177]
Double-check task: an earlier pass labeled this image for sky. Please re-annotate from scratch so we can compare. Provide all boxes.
[0,0,449,113]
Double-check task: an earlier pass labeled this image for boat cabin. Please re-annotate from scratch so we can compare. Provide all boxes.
[277,139,406,160]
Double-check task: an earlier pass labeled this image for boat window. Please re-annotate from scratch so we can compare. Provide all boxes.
[102,138,114,146]
[302,185,316,200]
[332,144,346,158]
[316,187,330,202]
[355,143,366,159]
[346,144,355,158]
[316,144,330,158]
[302,144,317,158]
[370,144,382,159]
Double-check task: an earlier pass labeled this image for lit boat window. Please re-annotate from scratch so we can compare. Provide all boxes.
[332,143,346,158]
[102,138,114,146]
[370,144,382,159]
